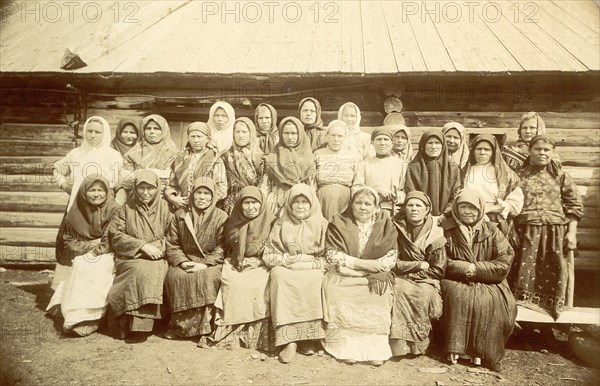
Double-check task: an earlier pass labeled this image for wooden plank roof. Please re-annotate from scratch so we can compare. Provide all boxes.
[1,0,598,74]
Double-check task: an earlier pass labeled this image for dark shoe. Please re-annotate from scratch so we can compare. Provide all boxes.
[279,342,298,363]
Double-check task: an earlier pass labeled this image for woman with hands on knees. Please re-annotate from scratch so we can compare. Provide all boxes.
[164,177,228,341]
[322,187,398,366]
[107,170,172,340]
[263,184,329,363]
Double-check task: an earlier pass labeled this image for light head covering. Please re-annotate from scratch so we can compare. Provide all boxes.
[233,117,258,147]
[442,121,470,168]
[326,119,349,135]
[351,186,380,208]
[125,114,179,170]
[207,101,236,154]
[187,122,211,137]
[371,126,395,142]
[225,186,276,270]
[81,116,112,151]
[337,102,361,134]
[391,124,414,162]
[518,112,546,142]
[111,118,140,156]
[452,188,485,227]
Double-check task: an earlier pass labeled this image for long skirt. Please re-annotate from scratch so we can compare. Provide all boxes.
[265,185,289,217]
[441,279,516,370]
[269,266,326,347]
[107,258,168,337]
[164,264,222,337]
[389,278,442,356]
[47,252,115,335]
[322,273,393,362]
[316,184,351,221]
[511,223,566,318]
[208,261,275,350]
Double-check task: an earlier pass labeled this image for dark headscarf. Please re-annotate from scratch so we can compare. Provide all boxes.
[125,170,171,242]
[327,189,398,295]
[225,186,276,270]
[408,129,460,216]
[264,116,315,188]
[521,134,561,178]
[254,103,279,153]
[65,174,119,239]
[111,119,140,157]
[298,97,326,151]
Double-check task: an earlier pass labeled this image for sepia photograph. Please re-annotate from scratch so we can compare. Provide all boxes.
[1,0,599,384]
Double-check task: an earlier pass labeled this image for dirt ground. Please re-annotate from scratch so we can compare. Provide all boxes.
[0,268,598,386]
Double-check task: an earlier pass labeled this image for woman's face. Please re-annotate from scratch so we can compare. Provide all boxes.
[188,131,209,151]
[444,129,461,154]
[326,125,347,152]
[425,137,443,158]
[120,124,138,146]
[144,121,163,144]
[352,192,377,223]
[291,195,311,220]
[136,182,157,204]
[241,197,261,219]
[530,141,554,167]
[520,118,538,142]
[282,122,299,148]
[341,106,357,128]
[85,181,107,206]
[457,202,479,225]
[213,107,229,129]
[474,141,494,165]
[193,187,213,210]
[405,198,428,225]
[393,130,409,152]
[84,121,104,147]
[257,107,272,132]
[300,101,317,125]
[373,135,392,156]
[233,122,251,147]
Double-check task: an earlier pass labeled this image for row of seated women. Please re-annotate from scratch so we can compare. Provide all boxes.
[47,170,514,371]
[48,100,583,371]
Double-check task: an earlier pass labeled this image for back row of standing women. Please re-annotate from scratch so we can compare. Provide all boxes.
[49,100,583,371]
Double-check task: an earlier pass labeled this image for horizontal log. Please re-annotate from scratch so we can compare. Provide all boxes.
[578,185,600,208]
[0,191,68,212]
[578,228,600,251]
[580,207,600,229]
[400,112,600,130]
[0,227,57,248]
[575,250,600,273]
[0,211,63,228]
[0,156,59,175]
[563,166,600,187]
[0,124,72,142]
[0,174,60,191]
[0,140,74,157]
[0,246,55,264]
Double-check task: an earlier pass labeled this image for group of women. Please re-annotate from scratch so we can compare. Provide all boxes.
[47,101,583,371]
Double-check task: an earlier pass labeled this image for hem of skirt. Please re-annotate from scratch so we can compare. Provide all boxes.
[111,297,163,317]
[170,299,216,313]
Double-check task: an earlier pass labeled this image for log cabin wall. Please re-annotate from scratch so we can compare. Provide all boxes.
[1,73,598,294]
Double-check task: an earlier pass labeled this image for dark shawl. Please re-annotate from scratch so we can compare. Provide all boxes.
[224,186,276,270]
[254,103,279,154]
[298,97,326,151]
[111,118,140,157]
[264,116,315,189]
[405,128,461,216]
[327,206,398,295]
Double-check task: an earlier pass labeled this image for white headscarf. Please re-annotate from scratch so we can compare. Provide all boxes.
[207,101,236,155]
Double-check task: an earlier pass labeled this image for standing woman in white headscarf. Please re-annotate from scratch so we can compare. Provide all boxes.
[53,116,123,288]
[54,116,123,210]
[442,122,470,169]
[338,102,372,160]
[207,101,236,155]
